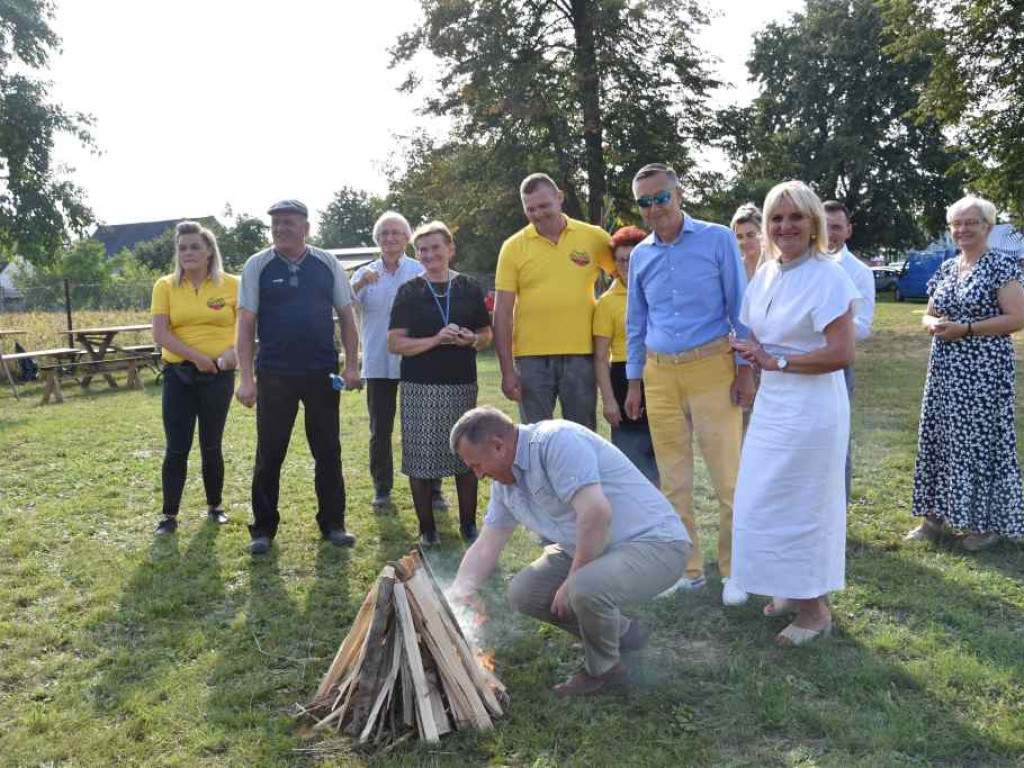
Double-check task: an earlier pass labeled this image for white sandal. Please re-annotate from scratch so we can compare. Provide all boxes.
[774,618,832,647]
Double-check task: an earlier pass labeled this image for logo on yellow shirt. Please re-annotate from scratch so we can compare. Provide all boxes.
[570,250,591,267]
[207,297,226,310]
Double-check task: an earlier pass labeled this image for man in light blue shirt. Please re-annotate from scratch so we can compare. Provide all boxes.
[449,407,690,697]
[625,163,753,606]
[350,211,426,508]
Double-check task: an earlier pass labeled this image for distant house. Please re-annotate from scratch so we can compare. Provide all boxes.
[92,216,220,256]
[0,256,33,309]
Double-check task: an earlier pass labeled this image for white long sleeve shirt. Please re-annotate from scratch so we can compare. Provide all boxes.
[838,246,875,341]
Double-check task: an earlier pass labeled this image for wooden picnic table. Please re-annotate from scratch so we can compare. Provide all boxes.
[0,329,27,398]
[63,324,153,389]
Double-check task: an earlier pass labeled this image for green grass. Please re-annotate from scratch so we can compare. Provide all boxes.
[2,298,1024,766]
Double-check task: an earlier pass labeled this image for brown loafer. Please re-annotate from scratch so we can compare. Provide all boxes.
[961,532,1000,552]
[552,664,629,697]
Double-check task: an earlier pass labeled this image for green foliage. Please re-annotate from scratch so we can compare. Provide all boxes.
[216,214,268,272]
[315,186,386,248]
[131,229,176,273]
[15,239,159,310]
[390,0,719,270]
[719,0,963,254]
[882,0,1024,223]
[0,0,94,266]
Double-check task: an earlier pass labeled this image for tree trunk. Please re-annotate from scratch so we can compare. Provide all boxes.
[571,0,605,226]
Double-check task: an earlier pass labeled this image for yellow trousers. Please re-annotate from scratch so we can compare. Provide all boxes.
[643,342,742,579]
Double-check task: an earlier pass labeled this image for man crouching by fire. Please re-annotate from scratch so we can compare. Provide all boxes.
[448,406,691,697]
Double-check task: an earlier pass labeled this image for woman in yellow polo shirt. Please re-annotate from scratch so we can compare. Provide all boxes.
[151,221,239,535]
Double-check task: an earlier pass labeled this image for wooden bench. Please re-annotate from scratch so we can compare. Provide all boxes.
[0,348,83,404]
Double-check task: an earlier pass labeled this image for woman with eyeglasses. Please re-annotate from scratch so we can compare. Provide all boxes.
[388,221,493,546]
[906,195,1024,551]
[151,221,239,535]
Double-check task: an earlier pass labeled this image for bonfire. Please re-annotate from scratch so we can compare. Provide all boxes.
[302,548,507,745]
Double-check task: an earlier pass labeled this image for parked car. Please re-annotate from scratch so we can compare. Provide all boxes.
[895,251,955,302]
[871,265,900,293]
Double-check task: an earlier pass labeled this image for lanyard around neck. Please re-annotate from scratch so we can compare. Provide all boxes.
[427,274,453,325]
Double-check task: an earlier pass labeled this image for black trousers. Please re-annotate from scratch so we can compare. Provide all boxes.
[161,365,235,516]
[366,377,442,498]
[250,370,346,540]
[366,378,399,495]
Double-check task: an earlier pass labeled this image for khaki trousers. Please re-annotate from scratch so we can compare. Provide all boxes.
[643,342,742,578]
[508,540,690,675]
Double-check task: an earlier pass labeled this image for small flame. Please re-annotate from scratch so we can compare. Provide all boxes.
[477,649,496,672]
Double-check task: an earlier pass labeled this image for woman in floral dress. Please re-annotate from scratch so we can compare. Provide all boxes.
[907,195,1024,550]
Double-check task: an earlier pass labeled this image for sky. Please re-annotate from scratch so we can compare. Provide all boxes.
[49,0,803,231]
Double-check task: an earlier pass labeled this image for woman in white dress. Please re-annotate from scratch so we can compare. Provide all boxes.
[730,181,860,647]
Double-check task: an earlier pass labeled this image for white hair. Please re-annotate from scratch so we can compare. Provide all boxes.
[371,210,413,246]
[947,195,997,227]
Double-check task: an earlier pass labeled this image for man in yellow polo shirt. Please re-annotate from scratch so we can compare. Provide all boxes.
[493,173,614,429]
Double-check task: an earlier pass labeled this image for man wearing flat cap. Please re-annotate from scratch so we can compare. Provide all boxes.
[236,199,363,554]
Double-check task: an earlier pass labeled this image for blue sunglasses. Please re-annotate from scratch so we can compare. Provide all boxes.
[636,189,673,209]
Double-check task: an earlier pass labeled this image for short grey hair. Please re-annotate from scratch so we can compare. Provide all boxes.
[632,162,683,195]
[947,195,997,227]
[449,406,515,455]
[372,210,413,246]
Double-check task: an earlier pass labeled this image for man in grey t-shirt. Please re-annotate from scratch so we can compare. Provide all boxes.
[449,407,691,697]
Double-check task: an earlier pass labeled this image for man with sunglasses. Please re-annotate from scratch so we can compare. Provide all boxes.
[625,163,753,605]
[236,199,363,554]
[493,173,615,429]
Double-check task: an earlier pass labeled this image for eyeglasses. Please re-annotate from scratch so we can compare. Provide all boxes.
[636,190,673,209]
[950,218,983,230]
[288,263,299,288]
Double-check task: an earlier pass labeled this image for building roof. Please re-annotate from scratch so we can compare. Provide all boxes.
[92,216,219,256]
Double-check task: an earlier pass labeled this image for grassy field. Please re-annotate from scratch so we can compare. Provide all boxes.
[2,298,1024,767]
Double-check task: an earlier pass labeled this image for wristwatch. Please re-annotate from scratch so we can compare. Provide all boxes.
[776,356,789,372]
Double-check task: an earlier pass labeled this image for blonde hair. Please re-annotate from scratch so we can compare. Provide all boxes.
[174,221,224,285]
[412,220,454,248]
[730,202,762,232]
[761,181,830,261]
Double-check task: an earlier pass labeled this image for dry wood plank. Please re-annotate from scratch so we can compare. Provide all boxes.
[405,569,493,731]
[344,568,397,736]
[392,580,440,743]
[358,629,401,742]
[315,580,379,699]
[425,664,452,736]
[400,656,415,727]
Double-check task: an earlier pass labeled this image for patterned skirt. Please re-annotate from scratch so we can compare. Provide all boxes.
[400,381,478,479]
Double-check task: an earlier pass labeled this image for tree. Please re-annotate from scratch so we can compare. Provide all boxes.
[218,214,268,271]
[882,0,1024,222]
[720,0,963,254]
[0,0,95,265]
[132,229,176,273]
[391,0,719,246]
[316,186,386,248]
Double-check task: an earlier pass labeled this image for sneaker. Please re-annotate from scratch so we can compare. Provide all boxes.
[207,508,229,525]
[460,522,479,543]
[619,619,649,653]
[155,516,178,535]
[419,530,441,547]
[325,529,356,548]
[722,578,749,606]
[552,664,629,698]
[656,574,707,598]
[249,536,271,555]
[431,493,449,513]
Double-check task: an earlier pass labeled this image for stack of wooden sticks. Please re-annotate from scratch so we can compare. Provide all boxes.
[304,548,508,745]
